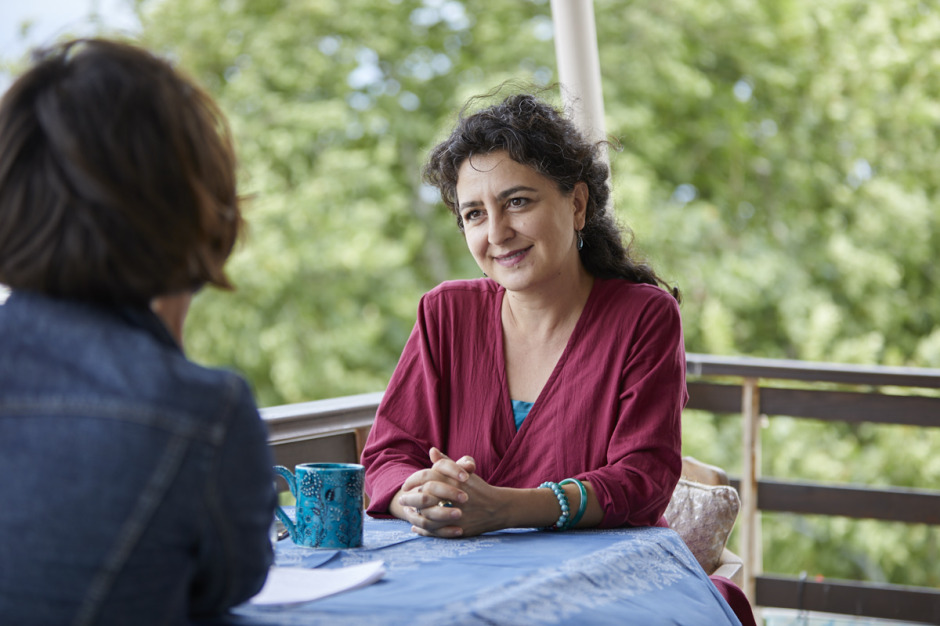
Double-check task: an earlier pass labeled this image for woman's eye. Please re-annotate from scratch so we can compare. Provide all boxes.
[508,197,528,208]
[463,209,483,222]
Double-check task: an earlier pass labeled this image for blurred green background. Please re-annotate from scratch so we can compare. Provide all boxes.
[3,0,937,590]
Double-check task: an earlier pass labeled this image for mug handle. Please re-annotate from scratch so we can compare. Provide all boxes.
[273,465,298,541]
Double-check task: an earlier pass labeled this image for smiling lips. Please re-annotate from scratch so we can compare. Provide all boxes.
[493,246,532,267]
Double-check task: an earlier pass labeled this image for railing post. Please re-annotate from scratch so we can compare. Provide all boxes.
[741,377,762,609]
[354,425,372,464]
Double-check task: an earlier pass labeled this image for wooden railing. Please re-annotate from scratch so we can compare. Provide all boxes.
[685,354,940,624]
[261,354,940,624]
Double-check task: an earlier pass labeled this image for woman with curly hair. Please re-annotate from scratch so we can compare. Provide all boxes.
[363,90,683,535]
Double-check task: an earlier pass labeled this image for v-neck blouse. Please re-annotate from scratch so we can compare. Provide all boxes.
[362,277,687,528]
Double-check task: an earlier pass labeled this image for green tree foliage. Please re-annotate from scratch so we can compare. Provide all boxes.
[129,0,940,402]
[600,0,940,367]
[133,0,558,407]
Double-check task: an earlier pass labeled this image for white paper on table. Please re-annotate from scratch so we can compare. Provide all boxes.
[248,561,386,607]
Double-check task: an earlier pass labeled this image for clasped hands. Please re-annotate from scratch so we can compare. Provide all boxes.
[396,447,506,538]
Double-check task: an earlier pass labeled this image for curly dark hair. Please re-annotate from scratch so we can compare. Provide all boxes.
[423,91,678,300]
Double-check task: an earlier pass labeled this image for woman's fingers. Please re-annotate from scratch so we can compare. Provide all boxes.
[414,503,462,523]
[456,455,476,475]
[435,448,477,476]
[401,468,461,493]
[397,449,475,526]
[410,523,464,538]
[398,467,468,511]
[398,481,467,510]
[429,447,471,482]
[402,449,474,492]
[401,469,432,492]
[408,501,464,537]
[404,498,464,539]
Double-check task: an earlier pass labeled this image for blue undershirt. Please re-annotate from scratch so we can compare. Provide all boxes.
[511,399,534,430]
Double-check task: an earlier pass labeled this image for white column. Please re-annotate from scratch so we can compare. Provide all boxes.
[550,0,607,150]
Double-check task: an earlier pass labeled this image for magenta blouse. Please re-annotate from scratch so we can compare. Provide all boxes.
[361,278,687,528]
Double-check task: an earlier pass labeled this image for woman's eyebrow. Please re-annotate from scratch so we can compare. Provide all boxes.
[498,185,538,199]
[458,185,538,212]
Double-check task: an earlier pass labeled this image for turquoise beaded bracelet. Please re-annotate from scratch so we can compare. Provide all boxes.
[538,481,570,530]
[560,478,588,528]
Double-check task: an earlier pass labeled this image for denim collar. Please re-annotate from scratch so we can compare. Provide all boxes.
[6,290,182,354]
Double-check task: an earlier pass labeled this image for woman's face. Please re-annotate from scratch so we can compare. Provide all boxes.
[455,151,587,295]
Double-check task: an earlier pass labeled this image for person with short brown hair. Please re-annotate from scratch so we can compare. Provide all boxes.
[0,38,241,306]
[0,38,275,625]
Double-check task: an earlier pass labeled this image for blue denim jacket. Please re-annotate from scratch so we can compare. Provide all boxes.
[0,291,276,625]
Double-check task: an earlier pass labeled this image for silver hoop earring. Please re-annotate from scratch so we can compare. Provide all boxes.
[576,230,584,250]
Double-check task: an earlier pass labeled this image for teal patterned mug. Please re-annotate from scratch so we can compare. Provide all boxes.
[274,463,364,549]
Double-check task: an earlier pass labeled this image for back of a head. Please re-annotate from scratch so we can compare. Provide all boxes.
[0,38,242,305]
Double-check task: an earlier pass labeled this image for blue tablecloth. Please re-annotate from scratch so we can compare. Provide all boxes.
[222,517,740,626]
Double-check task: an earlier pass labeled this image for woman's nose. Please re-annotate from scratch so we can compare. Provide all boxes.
[487,212,513,245]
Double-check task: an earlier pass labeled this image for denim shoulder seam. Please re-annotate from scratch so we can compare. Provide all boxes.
[0,396,220,442]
